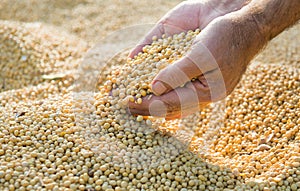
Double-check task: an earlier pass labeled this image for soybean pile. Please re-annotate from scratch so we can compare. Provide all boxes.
[0,21,243,191]
[1,1,300,191]
[1,19,300,191]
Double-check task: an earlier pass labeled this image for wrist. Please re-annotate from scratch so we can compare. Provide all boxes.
[225,11,268,66]
[241,0,300,41]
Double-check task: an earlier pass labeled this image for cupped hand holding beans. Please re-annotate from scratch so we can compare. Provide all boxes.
[128,0,300,119]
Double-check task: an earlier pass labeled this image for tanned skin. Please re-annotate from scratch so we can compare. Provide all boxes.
[128,0,300,119]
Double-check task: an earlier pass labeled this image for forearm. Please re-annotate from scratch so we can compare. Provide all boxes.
[243,0,300,41]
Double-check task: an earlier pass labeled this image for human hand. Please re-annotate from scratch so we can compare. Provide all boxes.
[129,0,250,58]
[128,0,267,119]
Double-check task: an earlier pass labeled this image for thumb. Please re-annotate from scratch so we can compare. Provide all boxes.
[151,42,217,95]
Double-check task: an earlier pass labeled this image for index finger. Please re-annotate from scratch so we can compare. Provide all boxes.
[128,82,210,119]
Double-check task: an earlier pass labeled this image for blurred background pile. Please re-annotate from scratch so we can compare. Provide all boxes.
[0,1,300,190]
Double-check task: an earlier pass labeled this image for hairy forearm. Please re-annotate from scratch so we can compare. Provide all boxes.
[244,0,300,41]
[217,0,300,68]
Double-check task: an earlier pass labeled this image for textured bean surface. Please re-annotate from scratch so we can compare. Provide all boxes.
[1,1,300,191]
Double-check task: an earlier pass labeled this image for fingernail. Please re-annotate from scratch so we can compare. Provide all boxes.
[149,100,167,117]
[152,81,167,96]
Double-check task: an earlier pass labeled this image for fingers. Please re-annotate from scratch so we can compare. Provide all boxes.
[129,65,227,119]
[128,23,165,58]
[151,56,201,95]
[151,42,218,96]
[128,80,211,119]
[128,22,187,58]
[128,1,198,58]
